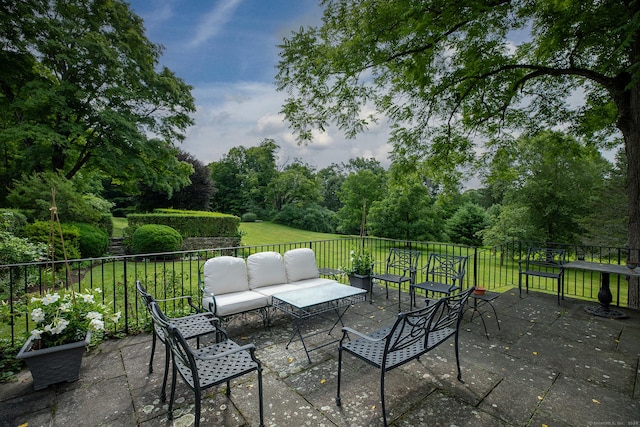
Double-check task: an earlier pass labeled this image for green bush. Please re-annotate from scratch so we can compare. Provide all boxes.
[0,209,28,234]
[242,212,258,222]
[72,223,109,258]
[20,221,80,261]
[0,231,47,265]
[131,224,183,255]
[273,205,336,233]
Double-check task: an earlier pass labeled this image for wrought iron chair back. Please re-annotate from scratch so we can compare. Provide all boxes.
[372,248,421,309]
[410,253,468,306]
[336,287,474,426]
[136,280,221,401]
[149,301,265,427]
[518,247,566,303]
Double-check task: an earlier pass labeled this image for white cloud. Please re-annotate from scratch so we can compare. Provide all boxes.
[188,0,243,48]
[180,81,394,169]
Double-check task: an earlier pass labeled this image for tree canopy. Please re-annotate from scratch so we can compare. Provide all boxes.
[0,0,196,203]
[276,0,640,305]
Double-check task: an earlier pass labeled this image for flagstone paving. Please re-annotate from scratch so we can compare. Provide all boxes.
[1,286,639,426]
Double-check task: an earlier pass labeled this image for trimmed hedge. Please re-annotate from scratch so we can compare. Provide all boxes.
[131,224,183,255]
[127,209,240,238]
[72,223,109,258]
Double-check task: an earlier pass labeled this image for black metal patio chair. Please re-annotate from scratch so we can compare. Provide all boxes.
[410,253,468,307]
[518,247,566,303]
[136,280,221,401]
[336,287,474,426]
[372,248,421,310]
[149,301,265,427]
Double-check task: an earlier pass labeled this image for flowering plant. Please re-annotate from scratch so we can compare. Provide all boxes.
[25,288,121,349]
[343,247,374,275]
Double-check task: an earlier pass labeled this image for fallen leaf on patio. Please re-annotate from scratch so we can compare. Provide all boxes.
[18,424,27,427]
[320,379,326,384]
[542,424,548,427]
[533,351,538,355]
[371,406,376,410]
[241,336,248,340]
[537,396,543,401]
[614,339,619,343]
[288,357,294,363]
[592,399,601,404]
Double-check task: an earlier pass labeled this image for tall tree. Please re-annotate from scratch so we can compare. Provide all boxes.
[276,0,640,305]
[0,0,195,203]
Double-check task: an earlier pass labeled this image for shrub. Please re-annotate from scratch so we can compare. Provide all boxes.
[0,231,47,266]
[241,212,258,222]
[273,204,336,233]
[20,221,80,261]
[73,223,109,258]
[131,224,183,255]
[0,209,28,234]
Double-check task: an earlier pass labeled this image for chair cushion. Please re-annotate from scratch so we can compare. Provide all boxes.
[284,248,320,282]
[253,284,299,304]
[247,251,288,289]
[203,256,249,295]
[203,291,268,317]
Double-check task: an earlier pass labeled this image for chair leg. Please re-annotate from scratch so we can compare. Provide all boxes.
[380,370,388,427]
[149,332,157,373]
[161,345,170,402]
[455,331,462,381]
[335,347,343,407]
[168,364,178,420]
[257,364,265,427]
[194,382,201,427]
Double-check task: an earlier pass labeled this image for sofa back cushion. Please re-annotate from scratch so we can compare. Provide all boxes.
[247,251,288,289]
[284,248,320,282]
[203,256,249,295]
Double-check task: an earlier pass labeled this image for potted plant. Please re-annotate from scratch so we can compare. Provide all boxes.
[11,287,121,390]
[343,247,375,291]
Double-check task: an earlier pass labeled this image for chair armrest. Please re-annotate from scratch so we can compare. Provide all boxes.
[196,343,257,361]
[341,326,388,342]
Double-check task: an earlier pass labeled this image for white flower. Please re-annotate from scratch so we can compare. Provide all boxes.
[89,318,105,331]
[31,308,45,323]
[30,329,43,339]
[60,302,72,312]
[112,311,121,324]
[80,293,95,303]
[44,318,69,335]
[41,293,60,306]
[86,311,103,320]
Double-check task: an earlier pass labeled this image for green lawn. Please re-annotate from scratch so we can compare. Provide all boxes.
[239,221,346,246]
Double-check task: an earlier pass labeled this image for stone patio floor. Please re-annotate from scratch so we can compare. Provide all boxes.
[1,286,639,426]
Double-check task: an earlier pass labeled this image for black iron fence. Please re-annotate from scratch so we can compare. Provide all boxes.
[1,237,637,347]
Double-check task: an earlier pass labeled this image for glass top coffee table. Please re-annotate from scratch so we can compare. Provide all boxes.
[272,283,367,363]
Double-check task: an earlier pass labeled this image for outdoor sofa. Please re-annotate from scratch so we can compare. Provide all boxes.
[200,248,338,324]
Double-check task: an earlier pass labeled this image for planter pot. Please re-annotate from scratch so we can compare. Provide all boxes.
[17,331,91,390]
[348,273,372,292]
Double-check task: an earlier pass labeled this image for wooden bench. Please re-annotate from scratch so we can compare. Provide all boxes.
[336,287,474,426]
[518,247,566,303]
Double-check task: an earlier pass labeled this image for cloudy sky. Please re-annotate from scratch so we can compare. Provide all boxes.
[127,0,394,170]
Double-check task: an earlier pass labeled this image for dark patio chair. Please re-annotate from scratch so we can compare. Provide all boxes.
[149,301,264,427]
[336,287,474,426]
[518,247,566,303]
[136,280,221,401]
[410,253,468,307]
[372,248,421,310]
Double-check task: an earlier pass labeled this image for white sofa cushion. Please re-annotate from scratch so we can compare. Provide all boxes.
[288,277,336,289]
[247,251,287,289]
[203,291,268,317]
[284,248,320,283]
[203,256,249,295]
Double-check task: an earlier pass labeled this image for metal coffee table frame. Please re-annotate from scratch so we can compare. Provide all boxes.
[272,283,366,363]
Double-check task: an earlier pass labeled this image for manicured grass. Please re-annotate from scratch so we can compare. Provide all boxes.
[239,221,346,246]
[112,217,128,237]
